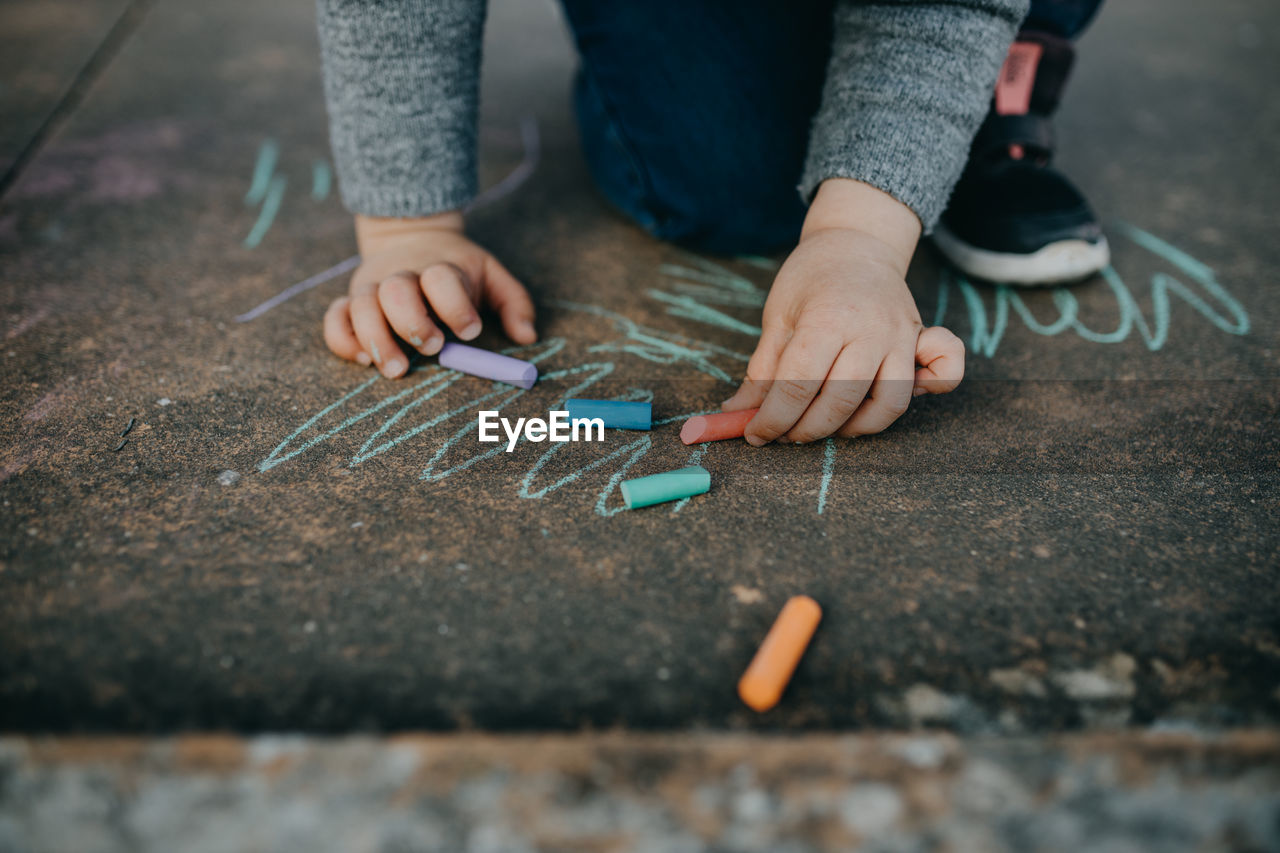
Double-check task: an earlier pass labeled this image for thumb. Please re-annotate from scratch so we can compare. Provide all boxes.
[913,325,965,396]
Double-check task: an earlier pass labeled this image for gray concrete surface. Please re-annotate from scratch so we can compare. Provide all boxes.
[1,0,1278,737]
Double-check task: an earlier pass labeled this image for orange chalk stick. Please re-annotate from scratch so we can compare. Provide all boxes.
[737,595,822,712]
[680,408,760,445]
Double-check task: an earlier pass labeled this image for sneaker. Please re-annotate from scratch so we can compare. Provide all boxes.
[935,32,1109,286]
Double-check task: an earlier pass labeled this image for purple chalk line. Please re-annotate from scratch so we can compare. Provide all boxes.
[234,254,359,323]
[464,116,541,213]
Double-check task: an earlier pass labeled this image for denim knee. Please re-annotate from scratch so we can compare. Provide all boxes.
[572,69,808,256]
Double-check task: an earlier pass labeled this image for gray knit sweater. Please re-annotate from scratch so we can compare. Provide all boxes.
[317,0,1028,231]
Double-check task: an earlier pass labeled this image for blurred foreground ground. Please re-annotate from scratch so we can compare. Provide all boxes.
[3,732,1279,852]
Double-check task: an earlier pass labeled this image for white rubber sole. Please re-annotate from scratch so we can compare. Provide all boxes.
[932,225,1110,287]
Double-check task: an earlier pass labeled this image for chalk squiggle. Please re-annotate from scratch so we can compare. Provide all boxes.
[551,300,749,384]
[936,222,1250,357]
[650,256,766,334]
[243,174,286,249]
[817,438,836,515]
[258,338,566,473]
[257,324,754,516]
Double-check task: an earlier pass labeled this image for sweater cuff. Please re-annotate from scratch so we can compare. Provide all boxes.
[799,102,975,232]
[317,0,484,218]
[799,0,1029,233]
[333,152,476,220]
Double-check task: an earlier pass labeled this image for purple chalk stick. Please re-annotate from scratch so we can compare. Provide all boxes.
[438,342,538,390]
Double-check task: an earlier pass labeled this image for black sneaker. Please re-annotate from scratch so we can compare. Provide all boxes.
[935,32,1109,286]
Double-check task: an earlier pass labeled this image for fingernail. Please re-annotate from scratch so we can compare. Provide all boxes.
[519,320,536,340]
[459,320,482,340]
[385,357,407,377]
[913,387,927,397]
[424,334,444,355]
[356,351,372,366]
[745,435,765,447]
[720,398,736,409]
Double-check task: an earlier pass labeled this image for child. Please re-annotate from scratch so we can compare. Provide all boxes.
[318,0,1104,446]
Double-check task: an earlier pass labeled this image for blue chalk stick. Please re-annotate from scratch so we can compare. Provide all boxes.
[565,399,651,430]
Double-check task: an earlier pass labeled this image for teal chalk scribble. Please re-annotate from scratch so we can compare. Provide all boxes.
[935,222,1250,357]
[311,160,332,201]
[257,221,1240,520]
[817,438,836,515]
[244,139,279,206]
[670,446,708,515]
[243,174,285,249]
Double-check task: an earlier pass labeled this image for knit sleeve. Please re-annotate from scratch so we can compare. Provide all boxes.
[316,0,487,217]
[799,0,1029,231]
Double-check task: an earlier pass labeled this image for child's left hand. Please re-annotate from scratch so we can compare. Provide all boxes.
[721,178,965,445]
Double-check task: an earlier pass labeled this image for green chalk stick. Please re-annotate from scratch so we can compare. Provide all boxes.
[620,466,710,510]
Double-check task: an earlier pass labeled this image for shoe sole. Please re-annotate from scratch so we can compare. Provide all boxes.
[932,225,1111,287]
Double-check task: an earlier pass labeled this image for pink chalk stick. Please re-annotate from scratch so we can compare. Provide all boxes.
[680,408,760,444]
[438,342,537,389]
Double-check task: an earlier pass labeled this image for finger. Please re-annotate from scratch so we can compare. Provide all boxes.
[913,325,965,396]
[783,345,879,443]
[722,324,789,412]
[837,351,915,437]
[743,334,842,447]
[377,273,445,356]
[482,255,537,344]
[350,292,409,379]
[323,296,370,365]
[420,262,482,340]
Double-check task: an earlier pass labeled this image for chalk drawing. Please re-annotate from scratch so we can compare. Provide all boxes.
[464,116,541,213]
[242,141,336,248]
[736,255,782,271]
[244,139,279,206]
[242,138,288,249]
[669,445,708,515]
[258,222,1250,519]
[311,160,332,201]
[552,300,749,384]
[235,255,361,323]
[6,306,51,341]
[646,290,762,336]
[648,256,766,335]
[934,221,1250,357]
[243,174,286,249]
[817,438,836,515]
[258,316,752,517]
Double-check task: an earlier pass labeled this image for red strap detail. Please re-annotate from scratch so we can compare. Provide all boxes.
[995,42,1044,116]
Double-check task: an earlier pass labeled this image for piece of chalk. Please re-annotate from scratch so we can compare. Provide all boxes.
[620,465,710,509]
[680,408,759,444]
[438,342,537,389]
[566,399,652,430]
[737,595,822,712]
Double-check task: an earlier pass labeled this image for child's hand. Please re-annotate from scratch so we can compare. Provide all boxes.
[323,212,537,378]
[721,179,964,445]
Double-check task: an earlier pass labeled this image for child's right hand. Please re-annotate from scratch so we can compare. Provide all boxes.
[323,212,537,379]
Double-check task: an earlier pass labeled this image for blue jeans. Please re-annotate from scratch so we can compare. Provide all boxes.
[559,0,1104,255]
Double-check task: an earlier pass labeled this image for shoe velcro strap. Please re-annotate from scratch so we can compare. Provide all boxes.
[973,114,1056,160]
